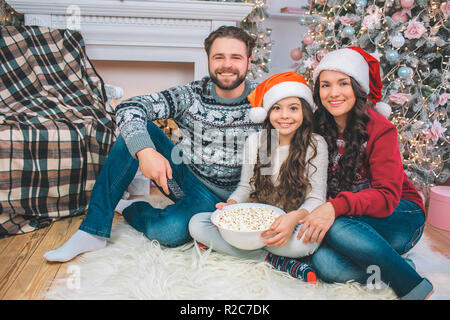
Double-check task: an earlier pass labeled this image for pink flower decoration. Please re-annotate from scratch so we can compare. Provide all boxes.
[340,15,355,26]
[362,14,379,30]
[404,19,427,40]
[389,92,411,105]
[436,93,450,106]
[442,2,450,20]
[429,119,446,143]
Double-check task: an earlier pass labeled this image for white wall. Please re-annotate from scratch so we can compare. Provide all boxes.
[92,60,194,102]
[91,0,309,98]
[261,0,309,80]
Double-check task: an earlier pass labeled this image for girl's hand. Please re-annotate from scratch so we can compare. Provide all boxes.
[297,202,335,244]
[215,199,237,210]
[262,209,308,247]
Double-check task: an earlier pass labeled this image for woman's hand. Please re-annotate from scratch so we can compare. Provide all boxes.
[297,202,335,244]
[215,199,237,210]
[262,209,309,247]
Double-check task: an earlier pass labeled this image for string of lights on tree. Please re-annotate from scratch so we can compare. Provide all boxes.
[290,0,449,195]
[0,0,22,26]
[203,0,273,79]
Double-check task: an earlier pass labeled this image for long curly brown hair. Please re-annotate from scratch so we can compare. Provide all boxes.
[312,76,371,198]
[249,98,318,212]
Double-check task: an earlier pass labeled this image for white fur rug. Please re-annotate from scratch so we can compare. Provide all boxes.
[43,198,450,300]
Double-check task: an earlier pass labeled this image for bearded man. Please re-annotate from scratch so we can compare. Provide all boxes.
[44,26,261,262]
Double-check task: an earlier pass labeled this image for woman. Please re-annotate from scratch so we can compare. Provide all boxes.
[296,46,444,300]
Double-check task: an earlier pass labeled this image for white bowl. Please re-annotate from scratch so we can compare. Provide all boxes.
[211,203,285,250]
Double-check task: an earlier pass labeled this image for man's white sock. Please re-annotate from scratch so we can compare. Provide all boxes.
[114,198,150,214]
[43,230,106,262]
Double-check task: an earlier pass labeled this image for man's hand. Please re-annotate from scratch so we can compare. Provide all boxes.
[136,147,172,195]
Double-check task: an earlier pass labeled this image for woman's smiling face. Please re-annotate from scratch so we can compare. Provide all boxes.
[318,70,356,131]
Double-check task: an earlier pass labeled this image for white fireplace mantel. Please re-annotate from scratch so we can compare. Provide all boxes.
[8,0,254,78]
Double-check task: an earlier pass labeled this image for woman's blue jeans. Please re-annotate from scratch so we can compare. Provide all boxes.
[79,121,221,247]
[311,199,433,299]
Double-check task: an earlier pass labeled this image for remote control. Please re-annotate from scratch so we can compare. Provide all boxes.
[167,178,185,199]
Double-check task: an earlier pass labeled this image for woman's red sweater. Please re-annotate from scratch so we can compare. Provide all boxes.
[328,107,426,219]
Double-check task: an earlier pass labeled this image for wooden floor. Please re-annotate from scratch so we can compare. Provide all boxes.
[1,208,449,300]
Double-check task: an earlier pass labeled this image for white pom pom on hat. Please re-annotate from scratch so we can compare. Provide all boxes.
[248,72,315,123]
[248,105,267,123]
[374,101,392,118]
[313,46,391,118]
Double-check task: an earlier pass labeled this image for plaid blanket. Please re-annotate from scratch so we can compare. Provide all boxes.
[0,26,117,237]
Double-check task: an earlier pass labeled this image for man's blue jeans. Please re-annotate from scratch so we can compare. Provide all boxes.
[79,121,221,247]
[311,199,433,299]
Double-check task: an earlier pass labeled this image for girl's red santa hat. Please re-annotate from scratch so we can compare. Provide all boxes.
[247,72,315,123]
[312,46,391,118]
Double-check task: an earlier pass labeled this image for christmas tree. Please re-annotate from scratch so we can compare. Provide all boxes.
[291,0,449,195]
[1,0,23,26]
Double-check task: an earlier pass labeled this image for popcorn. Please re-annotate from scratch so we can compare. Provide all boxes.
[214,206,279,231]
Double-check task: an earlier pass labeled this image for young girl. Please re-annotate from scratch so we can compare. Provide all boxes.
[296,47,445,299]
[189,72,329,283]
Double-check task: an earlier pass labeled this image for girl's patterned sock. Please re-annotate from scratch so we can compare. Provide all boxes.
[266,253,317,283]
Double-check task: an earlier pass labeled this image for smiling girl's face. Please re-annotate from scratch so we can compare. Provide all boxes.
[269,96,303,145]
[318,69,356,132]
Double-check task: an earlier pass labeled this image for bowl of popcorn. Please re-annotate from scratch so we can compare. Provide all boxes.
[211,203,285,250]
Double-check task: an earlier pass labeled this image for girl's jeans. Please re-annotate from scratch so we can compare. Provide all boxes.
[79,121,220,247]
[311,199,433,300]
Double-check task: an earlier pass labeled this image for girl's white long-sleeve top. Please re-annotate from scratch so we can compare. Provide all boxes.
[228,131,329,213]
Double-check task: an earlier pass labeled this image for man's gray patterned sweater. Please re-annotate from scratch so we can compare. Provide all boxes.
[115,77,261,200]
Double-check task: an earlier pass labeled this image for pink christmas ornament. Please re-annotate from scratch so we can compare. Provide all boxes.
[400,0,415,9]
[290,48,303,61]
[302,33,314,45]
[392,11,407,23]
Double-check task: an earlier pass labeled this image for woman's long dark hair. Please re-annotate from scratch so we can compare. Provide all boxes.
[312,76,371,198]
[249,98,318,212]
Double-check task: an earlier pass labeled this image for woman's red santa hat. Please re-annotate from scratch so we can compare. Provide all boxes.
[312,46,391,118]
[247,72,315,123]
